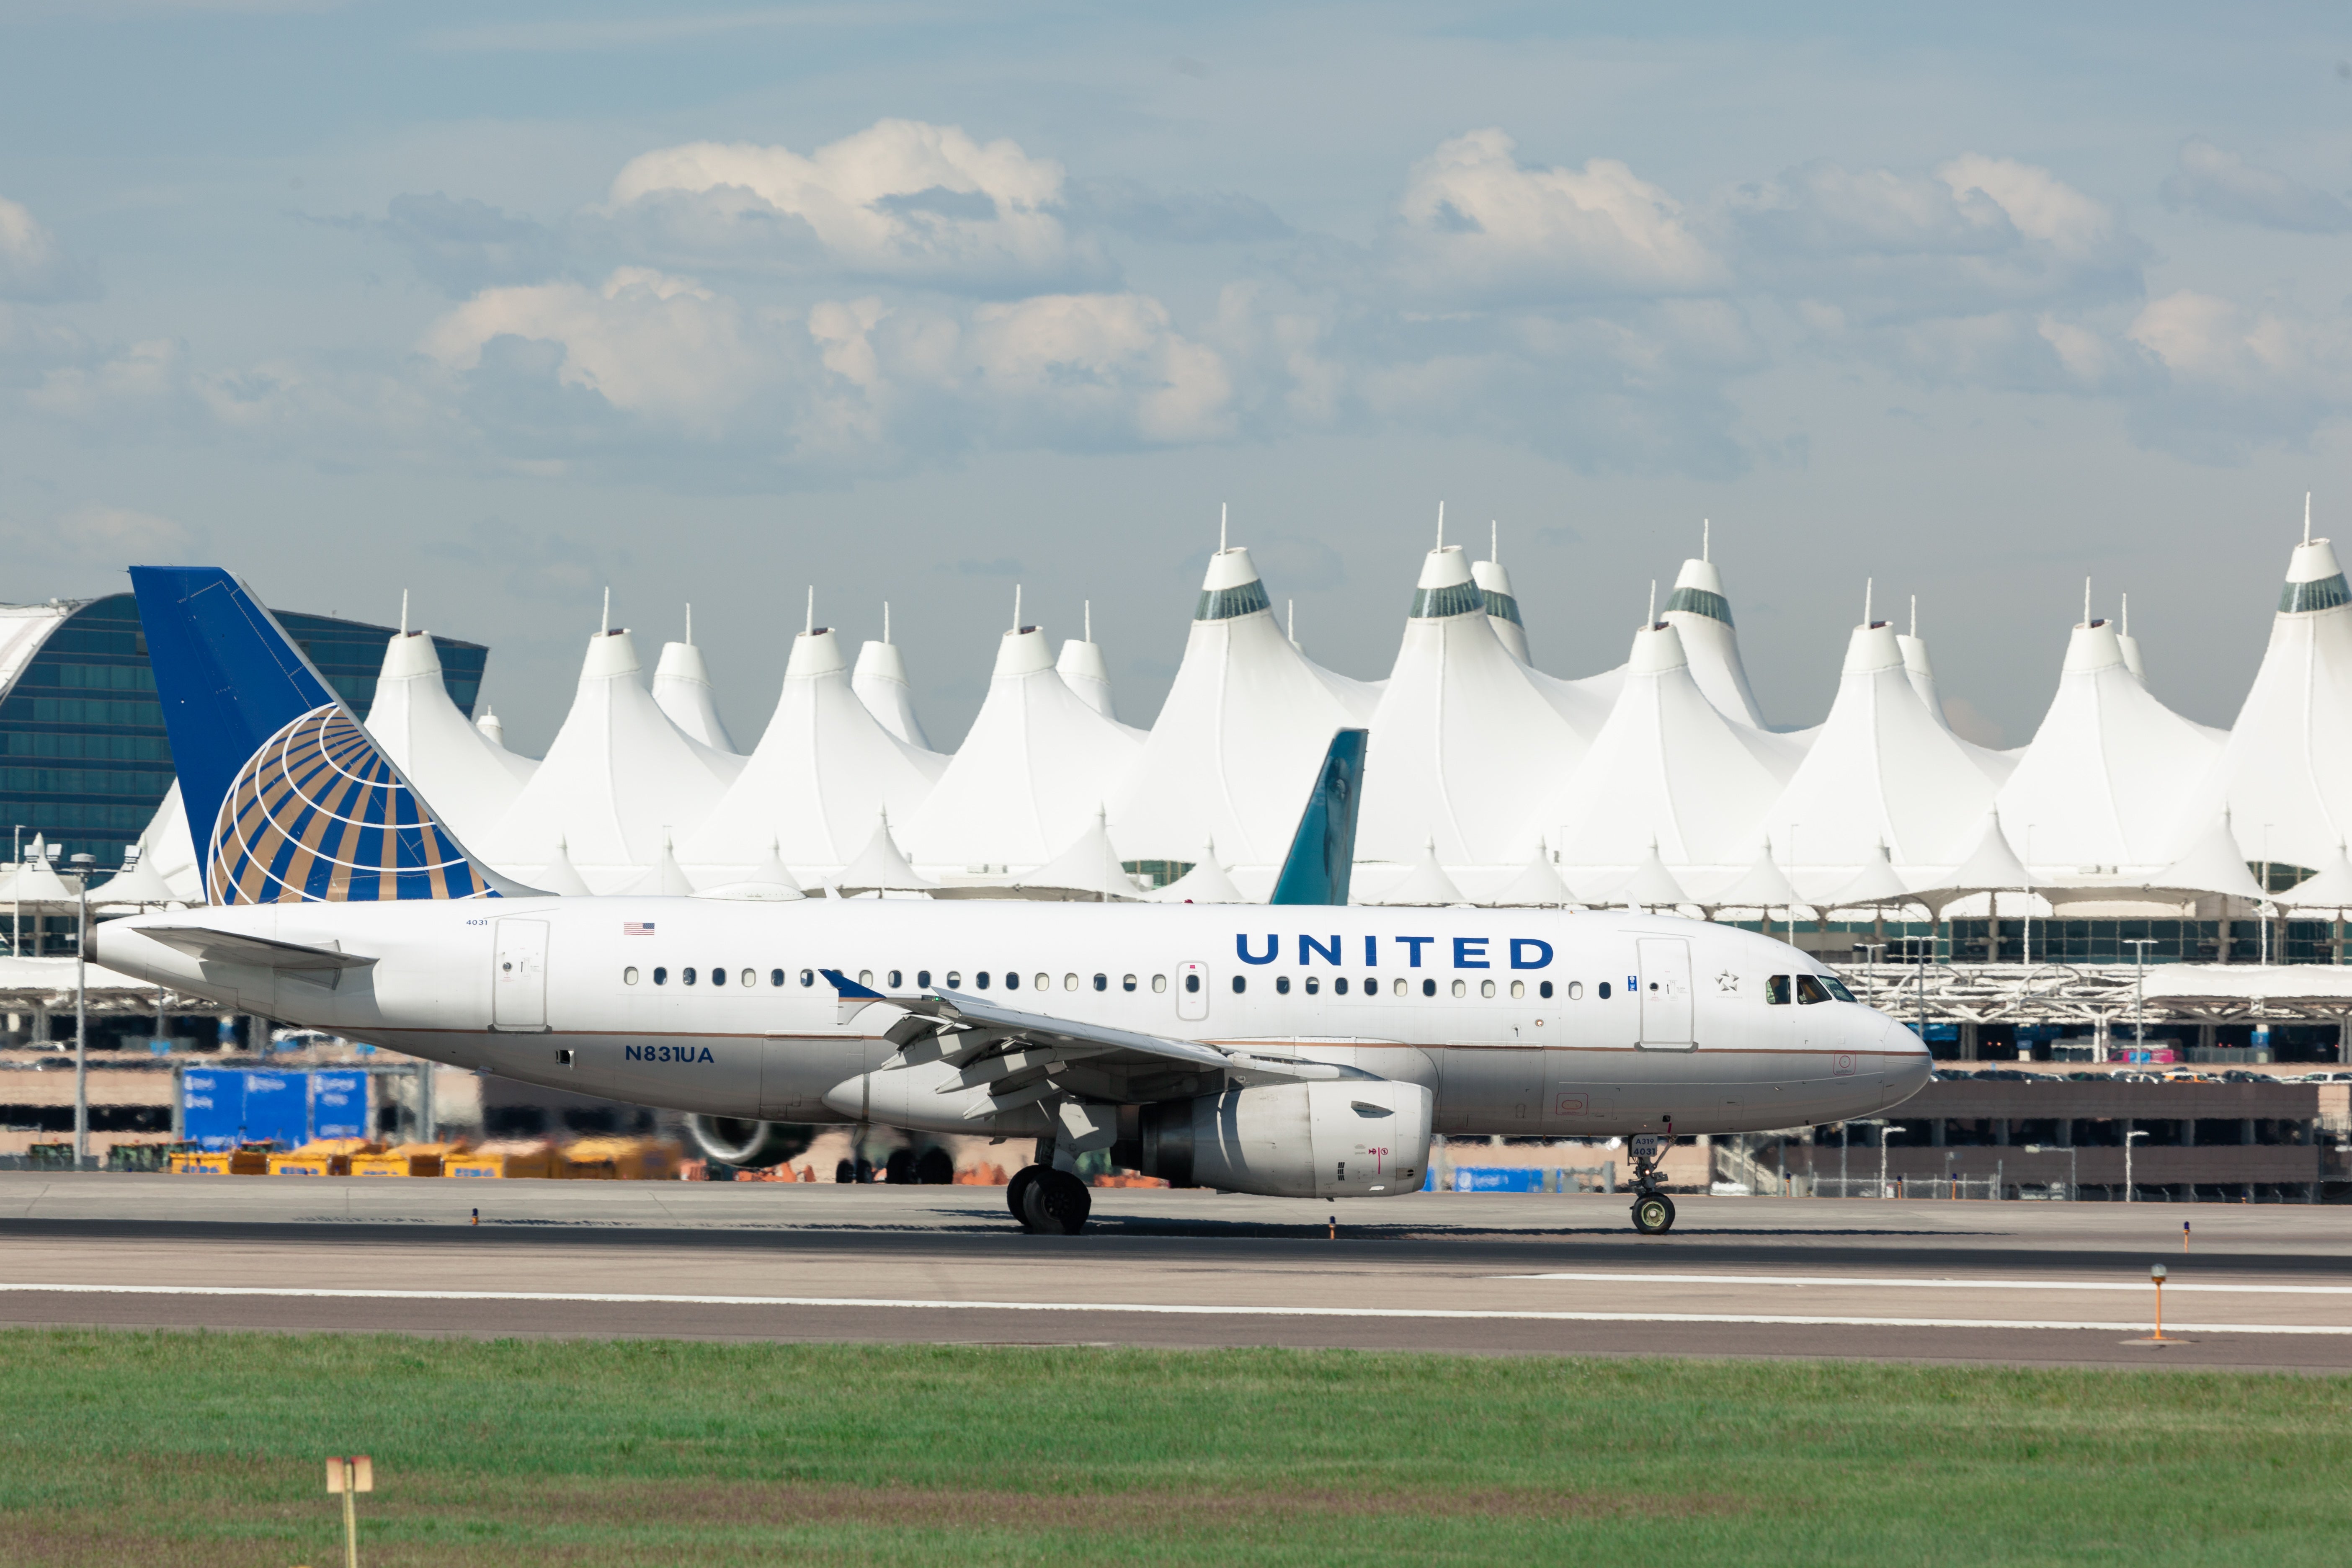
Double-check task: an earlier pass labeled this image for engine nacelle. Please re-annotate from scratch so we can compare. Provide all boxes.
[1130,1080,1433,1199]
[683,1115,812,1170]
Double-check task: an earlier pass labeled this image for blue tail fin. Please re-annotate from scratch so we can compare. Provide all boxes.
[1269,728,1367,906]
[129,566,503,905]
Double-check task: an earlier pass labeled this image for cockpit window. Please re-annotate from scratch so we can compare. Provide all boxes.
[1767,975,1790,1005]
[1795,974,1833,1004]
[1819,974,1857,1003]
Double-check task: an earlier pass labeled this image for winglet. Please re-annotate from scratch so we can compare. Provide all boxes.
[821,965,887,1025]
[1269,728,1368,906]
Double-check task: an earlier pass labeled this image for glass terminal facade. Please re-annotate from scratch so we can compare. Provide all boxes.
[0,593,487,868]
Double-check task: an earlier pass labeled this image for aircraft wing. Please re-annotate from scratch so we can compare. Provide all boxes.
[820,969,1370,1096]
[139,926,377,973]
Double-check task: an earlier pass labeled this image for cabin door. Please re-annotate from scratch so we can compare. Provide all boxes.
[493,919,549,1031]
[1635,937,1694,1049]
[1176,961,1210,1021]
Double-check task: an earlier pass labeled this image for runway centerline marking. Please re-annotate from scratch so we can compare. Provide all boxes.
[0,1281,2345,1336]
[1497,1272,2352,1295]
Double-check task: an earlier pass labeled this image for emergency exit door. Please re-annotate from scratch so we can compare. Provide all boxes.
[493,919,549,1031]
[1636,937,1694,1049]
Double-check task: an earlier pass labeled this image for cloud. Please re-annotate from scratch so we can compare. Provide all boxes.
[2123,289,2352,459]
[1392,130,1725,302]
[0,504,195,570]
[1731,156,2144,321]
[2159,138,2352,234]
[421,517,609,602]
[0,195,98,302]
[596,120,1112,294]
[381,193,565,296]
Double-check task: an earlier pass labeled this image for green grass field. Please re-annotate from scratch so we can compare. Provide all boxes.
[0,1329,2346,1566]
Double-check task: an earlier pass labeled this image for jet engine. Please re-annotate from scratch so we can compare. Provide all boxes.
[683,1116,813,1171]
[1125,1079,1433,1199]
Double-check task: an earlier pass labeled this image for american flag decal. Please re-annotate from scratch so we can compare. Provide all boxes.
[623,921,655,936]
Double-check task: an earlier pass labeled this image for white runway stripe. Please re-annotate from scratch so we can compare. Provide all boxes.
[1498,1271,2352,1295]
[0,1281,2345,1335]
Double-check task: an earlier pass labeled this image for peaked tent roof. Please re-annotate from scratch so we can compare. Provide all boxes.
[624,834,696,896]
[852,636,934,751]
[1614,841,1694,909]
[129,781,202,903]
[1472,556,1530,663]
[1486,839,1573,906]
[697,838,808,901]
[1994,618,2222,874]
[2152,812,2266,902]
[1014,808,1143,900]
[1897,629,1951,732]
[2282,843,2352,911]
[1705,841,1804,913]
[362,629,537,847]
[2175,530,2352,875]
[1055,637,1118,720]
[681,627,946,871]
[533,837,593,897]
[904,626,1144,871]
[651,638,739,753]
[0,856,77,907]
[836,812,938,893]
[1661,553,1766,725]
[1356,545,1594,865]
[1827,842,1917,909]
[1911,811,2033,916]
[88,845,182,906]
[1146,838,1247,903]
[1370,838,1468,905]
[1539,621,1803,874]
[1764,620,2014,882]
[477,628,738,892]
[1109,544,1381,867]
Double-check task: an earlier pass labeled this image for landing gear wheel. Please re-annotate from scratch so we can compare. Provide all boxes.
[1631,1193,1676,1235]
[1023,1169,1093,1235]
[1007,1166,1042,1230]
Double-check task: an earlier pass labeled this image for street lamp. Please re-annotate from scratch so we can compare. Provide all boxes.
[2125,1125,2151,1204]
[1879,1122,1907,1199]
[69,851,93,1168]
[2123,939,2156,1066]
[2025,1142,2077,1201]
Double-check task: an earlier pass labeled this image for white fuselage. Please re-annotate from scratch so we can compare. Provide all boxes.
[95,899,1931,1142]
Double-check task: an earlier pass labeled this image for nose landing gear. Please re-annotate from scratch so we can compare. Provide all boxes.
[1627,1132,1676,1235]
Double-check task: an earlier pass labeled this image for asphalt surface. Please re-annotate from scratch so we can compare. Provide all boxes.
[5,1173,2350,1370]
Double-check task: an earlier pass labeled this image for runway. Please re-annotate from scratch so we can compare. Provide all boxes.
[5,1172,2350,1371]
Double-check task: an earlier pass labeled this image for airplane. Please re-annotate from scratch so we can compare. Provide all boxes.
[93,566,1933,1236]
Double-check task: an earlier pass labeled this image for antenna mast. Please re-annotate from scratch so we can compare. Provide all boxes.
[1909,594,1917,638]
[400,590,409,636]
[601,587,610,635]
[2307,491,2314,545]
[1647,580,1656,627]
[2084,577,2092,627]
[1084,599,1092,642]
[804,587,812,637]
[1864,578,1873,627]
[685,603,693,645]
[1219,503,1227,554]
[1013,584,1022,632]
[1287,598,1296,644]
[1702,517,1710,562]
[1436,501,1445,549]
[883,601,891,644]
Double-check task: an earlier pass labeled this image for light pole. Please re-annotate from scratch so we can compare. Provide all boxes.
[70,851,92,1168]
[1879,1122,1906,1199]
[2123,939,2156,1065]
[2026,1142,2077,1201]
[2125,1124,2151,1204]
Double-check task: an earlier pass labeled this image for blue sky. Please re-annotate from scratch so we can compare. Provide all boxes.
[3,1,2349,750]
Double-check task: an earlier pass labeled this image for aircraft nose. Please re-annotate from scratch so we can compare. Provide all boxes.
[1878,1012,1934,1094]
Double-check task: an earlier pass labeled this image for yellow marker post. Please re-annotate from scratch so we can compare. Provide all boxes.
[2183,1221,2191,1253]
[2149,1264,2168,1341]
[326,1454,372,1568]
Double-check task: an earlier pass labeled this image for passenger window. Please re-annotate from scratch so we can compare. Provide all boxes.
[1232,975,1246,994]
[1797,975,1832,1004]
[683,967,698,986]
[1364,976,1376,995]
[1005,972,1020,990]
[946,970,962,988]
[977,972,992,989]
[1484,979,1499,998]
[889,970,902,988]
[1335,977,1349,995]
[1275,976,1290,995]
[800,969,815,987]
[740,968,754,988]
[1123,974,1137,992]
[1093,973,1108,992]
[1564,980,1579,1000]
[770,968,784,987]
[918,970,932,987]
[1452,978,1467,998]
[1153,974,1167,993]
[1508,979,1523,999]
[1422,978,1436,998]
[623,967,639,985]
[1036,972,1050,991]
[1305,976,1320,995]
[712,967,727,987]
[1393,978,1407,997]
[653,966,668,985]
[1065,973,1079,991]
[857,969,873,985]
[1540,980,1554,1000]
[1767,975,1791,1005]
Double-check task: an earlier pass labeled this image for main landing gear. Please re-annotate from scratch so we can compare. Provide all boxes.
[1627,1132,1676,1235]
[1008,1164,1092,1235]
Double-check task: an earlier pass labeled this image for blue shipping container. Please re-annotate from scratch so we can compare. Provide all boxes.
[182,1070,366,1150]
[311,1072,367,1139]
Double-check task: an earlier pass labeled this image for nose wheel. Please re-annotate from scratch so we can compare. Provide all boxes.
[1626,1132,1676,1235]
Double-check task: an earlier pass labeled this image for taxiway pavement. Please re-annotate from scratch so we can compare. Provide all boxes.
[4,1173,2349,1371]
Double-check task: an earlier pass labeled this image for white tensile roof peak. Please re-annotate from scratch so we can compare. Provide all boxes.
[838,812,939,893]
[1015,807,1141,901]
[1202,546,1261,593]
[1149,838,1248,903]
[1373,838,1469,905]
